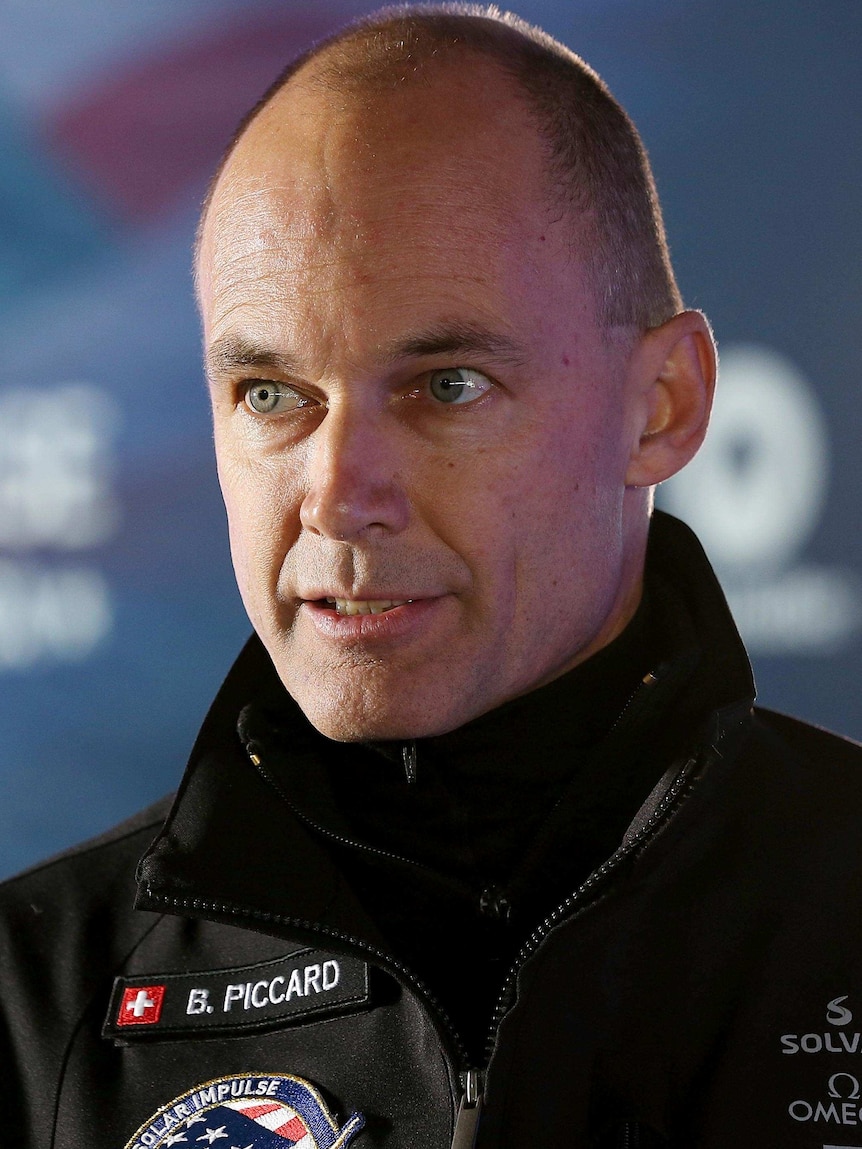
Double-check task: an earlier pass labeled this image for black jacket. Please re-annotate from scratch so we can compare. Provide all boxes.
[2,514,862,1149]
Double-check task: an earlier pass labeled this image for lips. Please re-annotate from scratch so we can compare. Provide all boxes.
[299,594,444,644]
[324,598,413,616]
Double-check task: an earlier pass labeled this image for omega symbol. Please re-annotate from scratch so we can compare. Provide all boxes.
[828,1072,861,1100]
[827,996,853,1026]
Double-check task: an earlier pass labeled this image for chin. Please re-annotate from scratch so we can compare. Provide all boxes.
[299,701,430,744]
[288,681,463,744]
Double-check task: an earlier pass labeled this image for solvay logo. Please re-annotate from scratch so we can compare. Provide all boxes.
[780,995,862,1056]
[828,996,854,1027]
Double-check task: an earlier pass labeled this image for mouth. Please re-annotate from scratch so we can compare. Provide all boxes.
[323,597,414,616]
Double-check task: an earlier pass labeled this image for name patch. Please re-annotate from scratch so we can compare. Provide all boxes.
[123,1072,365,1148]
[104,949,369,1039]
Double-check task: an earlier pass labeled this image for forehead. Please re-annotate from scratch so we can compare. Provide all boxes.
[198,56,598,357]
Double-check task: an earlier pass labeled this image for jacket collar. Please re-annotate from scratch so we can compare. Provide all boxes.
[645,510,754,712]
[135,635,386,944]
[135,511,755,940]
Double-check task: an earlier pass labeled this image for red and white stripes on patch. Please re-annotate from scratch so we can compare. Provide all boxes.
[222,1099,312,1145]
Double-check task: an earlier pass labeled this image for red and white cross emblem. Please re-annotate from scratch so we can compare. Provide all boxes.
[117,984,166,1026]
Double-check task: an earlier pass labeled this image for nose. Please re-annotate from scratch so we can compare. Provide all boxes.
[299,406,411,541]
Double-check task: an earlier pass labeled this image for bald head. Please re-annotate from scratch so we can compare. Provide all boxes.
[197,3,682,332]
[197,45,592,386]
[196,5,715,740]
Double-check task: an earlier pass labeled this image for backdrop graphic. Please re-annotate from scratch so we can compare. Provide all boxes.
[0,0,859,877]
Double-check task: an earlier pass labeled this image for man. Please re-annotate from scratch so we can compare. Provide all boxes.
[2,6,861,1148]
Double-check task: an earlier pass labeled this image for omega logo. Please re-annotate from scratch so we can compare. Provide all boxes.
[789,1074,862,1125]
[829,1074,862,1101]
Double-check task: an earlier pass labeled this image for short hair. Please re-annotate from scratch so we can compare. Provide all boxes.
[198,3,682,330]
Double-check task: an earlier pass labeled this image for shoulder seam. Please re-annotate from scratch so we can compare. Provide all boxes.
[0,811,167,891]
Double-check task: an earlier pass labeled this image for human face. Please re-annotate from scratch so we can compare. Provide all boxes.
[198,62,647,741]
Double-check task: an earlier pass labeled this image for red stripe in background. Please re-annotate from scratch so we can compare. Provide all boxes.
[41,7,343,224]
[274,1114,307,1141]
[232,1102,283,1119]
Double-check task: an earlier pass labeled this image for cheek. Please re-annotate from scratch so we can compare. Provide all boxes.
[418,446,520,580]
[510,419,627,594]
[217,448,302,600]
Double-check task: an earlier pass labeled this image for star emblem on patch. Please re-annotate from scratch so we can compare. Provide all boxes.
[195,1129,228,1144]
[123,1073,364,1148]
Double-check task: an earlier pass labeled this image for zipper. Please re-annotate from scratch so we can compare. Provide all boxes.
[240,742,491,1146]
[608,662,671,734]
[451,1068,484,1149]
[244,739,481,1052]
[246,744,449,881]
[143,885,480,1147]
[230,724,701,1141]
[482,749,698,1061]
[148,747,696,1139]
[245,661,671,893]
[402,741,418,783]
[248,739,499,920]
[144,884,468,1058]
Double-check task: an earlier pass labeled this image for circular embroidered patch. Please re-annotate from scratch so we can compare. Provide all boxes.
[123,1072,365,1149]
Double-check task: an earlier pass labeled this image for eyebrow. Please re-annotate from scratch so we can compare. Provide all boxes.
[380,321,530,368]
[205,320,529,381]
[205,336,303,381]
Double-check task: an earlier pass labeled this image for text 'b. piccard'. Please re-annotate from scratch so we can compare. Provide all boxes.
[103,948,370,1040]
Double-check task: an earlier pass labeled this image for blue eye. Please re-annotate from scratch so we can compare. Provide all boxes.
[244,382,305,414]
[428,368,492,405]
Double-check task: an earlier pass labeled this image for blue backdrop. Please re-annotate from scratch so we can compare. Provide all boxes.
[1,0,860,877]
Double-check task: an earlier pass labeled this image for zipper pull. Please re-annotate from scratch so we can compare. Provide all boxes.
[402,741,418,784]
[451,1068,484,1149]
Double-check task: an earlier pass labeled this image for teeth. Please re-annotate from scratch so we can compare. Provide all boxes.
[325,598,412,616]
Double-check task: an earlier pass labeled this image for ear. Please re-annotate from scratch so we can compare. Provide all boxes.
[625,310,717,488]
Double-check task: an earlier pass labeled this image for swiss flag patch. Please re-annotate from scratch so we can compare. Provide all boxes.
[117,984,166,1026]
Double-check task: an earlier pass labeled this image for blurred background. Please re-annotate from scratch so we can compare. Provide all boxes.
[0,0,859,878]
